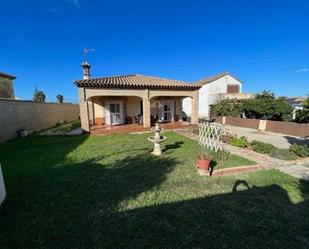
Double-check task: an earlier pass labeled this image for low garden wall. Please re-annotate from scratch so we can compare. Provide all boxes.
[225,117,260,129]
[215,116,309,137]
[0,99,79,142]
[266,120,309,137]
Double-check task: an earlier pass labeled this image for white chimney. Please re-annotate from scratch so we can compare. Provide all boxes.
[81,61,91,80]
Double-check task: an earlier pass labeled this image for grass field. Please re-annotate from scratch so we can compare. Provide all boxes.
[0,132,308,248]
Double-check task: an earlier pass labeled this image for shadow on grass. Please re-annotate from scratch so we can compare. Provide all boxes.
[0,135,179,248]
[163,141,184,152]
[1,135,309,248]
[111,180,309,249]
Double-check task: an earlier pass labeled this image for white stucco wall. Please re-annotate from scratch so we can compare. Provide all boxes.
[183,75,242,119]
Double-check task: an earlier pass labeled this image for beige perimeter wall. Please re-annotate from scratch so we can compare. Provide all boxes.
[0,99,79,142]
[215,116,309,137]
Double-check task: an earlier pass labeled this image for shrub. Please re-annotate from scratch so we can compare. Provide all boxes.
[289,144,309,157]
[269,148,297,161]
[229,136,248,148]
[295,95,309,123]
[250,140,275,154]
[190,127,199,135]
[213,149,231,163]
[211,99,243,117]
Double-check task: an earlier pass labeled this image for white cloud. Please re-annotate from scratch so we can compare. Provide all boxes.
[49,8,62,15]
[294,68,309,73]
[67,0,80,8]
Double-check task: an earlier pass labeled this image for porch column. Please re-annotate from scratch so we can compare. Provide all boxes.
[191,90,199,125]
[143,98,151,128]
[88,100,94,126]
[79,88,90,132]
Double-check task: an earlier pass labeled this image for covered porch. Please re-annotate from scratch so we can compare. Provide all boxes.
[89,95,187,127]
[90,121,194,135]
[75,74,200,132]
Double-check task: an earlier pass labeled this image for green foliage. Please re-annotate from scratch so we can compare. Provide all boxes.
[243,91,293,121]
[289,144,309,157]
[212,90,293,121]
[33,86,46,103]
[229,136,248,148]
[269,148,297,161]
[250,140,275,154]
[189,126,199,135]
[211,99,243,117]
[255,90,275,100]
[213,149,231,165]
[295,95,309,123]
[56,94,64,104]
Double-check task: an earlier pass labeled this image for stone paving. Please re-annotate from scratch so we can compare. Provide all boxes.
[278,164,309,181]
[176,129,309,181]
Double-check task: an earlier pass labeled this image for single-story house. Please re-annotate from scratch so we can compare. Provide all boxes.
[74,62,200,132]
[183,72,254,119]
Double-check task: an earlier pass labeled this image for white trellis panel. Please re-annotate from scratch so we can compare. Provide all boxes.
[198,122,222,152]
[0,165,6,206]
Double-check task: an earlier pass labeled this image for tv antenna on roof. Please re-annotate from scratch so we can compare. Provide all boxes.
[82,47,95,62]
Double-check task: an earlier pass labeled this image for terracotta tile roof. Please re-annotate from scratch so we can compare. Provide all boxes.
[0,72,16,80]
[196,72,242,85]
[74,74,200,90]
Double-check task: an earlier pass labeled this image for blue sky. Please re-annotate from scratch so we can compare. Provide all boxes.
[1,0,309,103]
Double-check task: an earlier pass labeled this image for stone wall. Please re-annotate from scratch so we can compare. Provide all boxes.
[0,77,14,99]
[0,99,80,142]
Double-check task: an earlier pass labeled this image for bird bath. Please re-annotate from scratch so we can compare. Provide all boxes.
[148,122,167,156]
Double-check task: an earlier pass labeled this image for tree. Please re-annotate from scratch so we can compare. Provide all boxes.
[243,91,293,121]
[255,90,275,100]
[211,99,243,117]
[33,86,46,103]
[212,90,293,121]
[295,95,309,123]
[56,94,64,104]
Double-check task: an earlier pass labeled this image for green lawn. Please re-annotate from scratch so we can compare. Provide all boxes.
[0,132,308,248]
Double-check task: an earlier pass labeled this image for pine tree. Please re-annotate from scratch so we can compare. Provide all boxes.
[33,86,46,103]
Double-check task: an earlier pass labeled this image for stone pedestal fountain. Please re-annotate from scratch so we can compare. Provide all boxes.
[148,122,167,156]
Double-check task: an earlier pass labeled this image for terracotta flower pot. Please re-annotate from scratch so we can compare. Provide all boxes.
[197,155,212,172]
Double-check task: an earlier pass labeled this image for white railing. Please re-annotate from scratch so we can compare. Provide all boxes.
[0,164,6,206]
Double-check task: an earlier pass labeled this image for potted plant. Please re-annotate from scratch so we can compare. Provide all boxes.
[196,147,212,174]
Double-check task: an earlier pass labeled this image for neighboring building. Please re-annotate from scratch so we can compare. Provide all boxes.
[0,72,16,99]
[74,62,200,132]
[286,96,305,119]
[183,72,254,119]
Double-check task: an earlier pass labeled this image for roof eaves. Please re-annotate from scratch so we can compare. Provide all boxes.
[0,72,16,80]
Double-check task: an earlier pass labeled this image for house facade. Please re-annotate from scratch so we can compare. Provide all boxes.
[286,96,305,119]
[183,72,253,119]
[0,72,16,99]
[74,62,200,132]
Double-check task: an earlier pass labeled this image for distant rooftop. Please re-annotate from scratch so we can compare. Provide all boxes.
[195,72,242,85]
[286,96,305,107]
